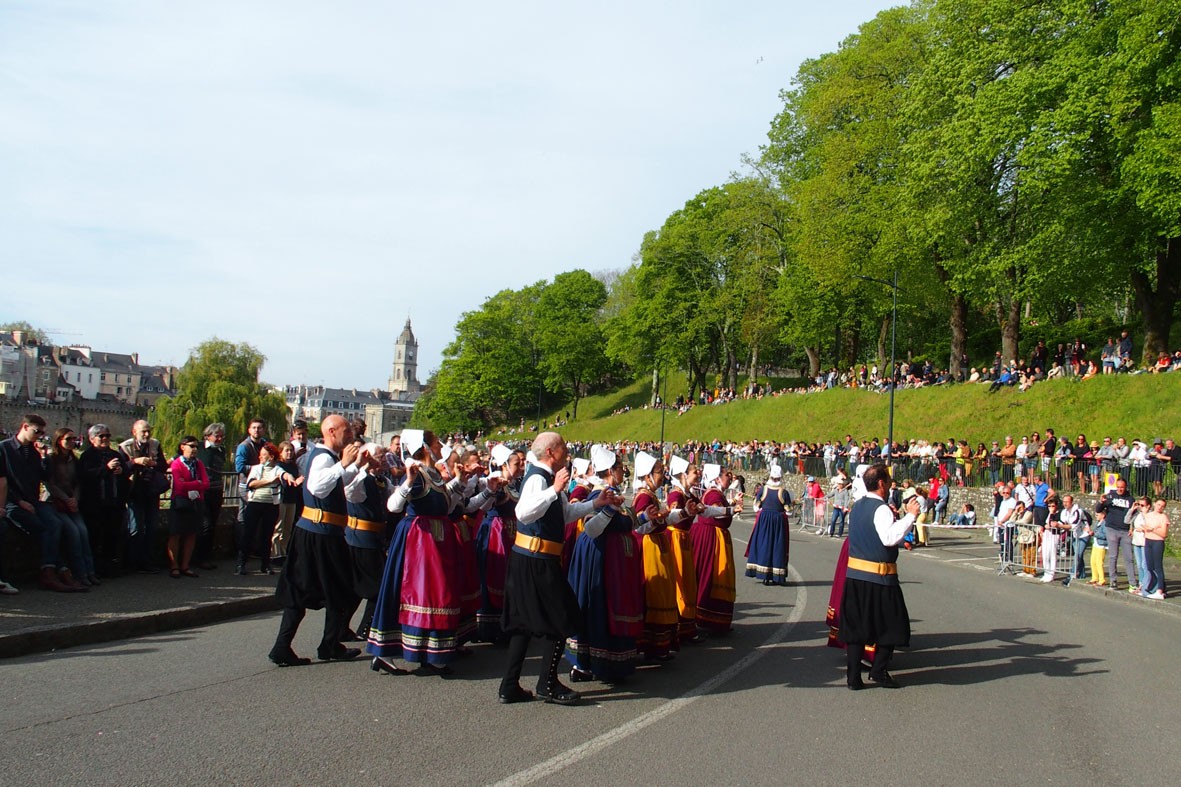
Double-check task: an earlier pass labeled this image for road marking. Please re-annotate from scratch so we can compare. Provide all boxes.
[489,565,807,787]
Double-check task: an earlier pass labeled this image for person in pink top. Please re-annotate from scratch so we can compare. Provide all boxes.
[1136,499,1169,599]
[169,436,210,578]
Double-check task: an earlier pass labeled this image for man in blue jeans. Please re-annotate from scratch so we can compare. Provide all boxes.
[1059,494,1088,586]
[0,414,75,592]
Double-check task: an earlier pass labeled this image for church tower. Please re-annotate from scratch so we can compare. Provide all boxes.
[388,317,421,398]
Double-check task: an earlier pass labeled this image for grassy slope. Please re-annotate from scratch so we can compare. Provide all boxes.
[511,373,1181,446]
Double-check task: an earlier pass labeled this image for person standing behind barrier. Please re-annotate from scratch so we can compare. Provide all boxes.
[1087,513,1107,587]
[119,420,167,575]
[1136,499,1168,599]
[995,485,1018,564]
[79,424,126,578]
[240,443,289,576]
[839,463,919,690]
[273,441,304,559]
[1059,495,1087,585]
[167,437,209,578]
[1039,499,1061,582]
[194,423,226,571]
[1096,478,1136,590]
[234,418,267,539]
[41,428,97,588]
[1126,498,1150,595]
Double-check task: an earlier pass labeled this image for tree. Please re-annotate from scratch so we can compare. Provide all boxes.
[0,321,49,343]
[415,285,546,434]
[151,339,289,453]
[535,270,609,420]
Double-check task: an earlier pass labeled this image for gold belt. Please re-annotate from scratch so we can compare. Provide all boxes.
[847,556,898,576]
[514,532,563,556]
[304,508,348,527]
[347,516,385,532]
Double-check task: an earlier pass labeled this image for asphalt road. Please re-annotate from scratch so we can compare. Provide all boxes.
[3,514,1176,787]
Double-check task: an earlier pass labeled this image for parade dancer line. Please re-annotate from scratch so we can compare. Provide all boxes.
[498,432,621,706]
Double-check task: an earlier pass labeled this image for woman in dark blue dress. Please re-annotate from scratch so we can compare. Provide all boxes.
[745,464,791,586]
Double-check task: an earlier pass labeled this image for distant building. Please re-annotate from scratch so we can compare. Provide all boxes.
[284,316,424,442]
[388,317,422,399]
[136,365,179,408]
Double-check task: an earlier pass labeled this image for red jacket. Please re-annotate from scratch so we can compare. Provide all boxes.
[170,457,210,502]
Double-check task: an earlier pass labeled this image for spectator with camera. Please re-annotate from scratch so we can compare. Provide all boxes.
[120,420,168,574]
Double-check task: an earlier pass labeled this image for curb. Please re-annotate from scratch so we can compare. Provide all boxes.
[0,593,279,660]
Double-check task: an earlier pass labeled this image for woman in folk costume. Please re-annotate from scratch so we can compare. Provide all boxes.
[474,445,524,643]
[691,463,738,634]
[566,444,644,683]
[745,463,791,586]
[664,456,704,643]
[561,457,593,572]
[631,450,681,660]
[366,429,466,677]
[446,445,491,646]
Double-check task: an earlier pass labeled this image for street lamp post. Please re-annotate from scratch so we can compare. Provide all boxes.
[855,270,900,466]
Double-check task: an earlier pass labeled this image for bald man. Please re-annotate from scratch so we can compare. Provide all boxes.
[269,415,364,666]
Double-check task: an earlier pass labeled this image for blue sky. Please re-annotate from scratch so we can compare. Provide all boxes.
[0,0,899,389]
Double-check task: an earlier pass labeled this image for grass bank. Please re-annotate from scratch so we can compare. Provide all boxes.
[514,373,1181,446]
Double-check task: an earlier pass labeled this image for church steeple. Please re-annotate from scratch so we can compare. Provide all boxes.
[388,317,421,397]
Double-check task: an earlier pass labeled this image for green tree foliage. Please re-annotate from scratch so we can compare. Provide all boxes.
[151,339,289,453]
[535,270,609,420]
[0,321,49,343]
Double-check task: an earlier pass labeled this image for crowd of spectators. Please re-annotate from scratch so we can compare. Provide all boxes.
[0,413,309,596]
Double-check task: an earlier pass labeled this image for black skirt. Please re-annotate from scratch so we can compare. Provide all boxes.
[349,545,386,601]
[168,506,202,537]
[275,527,358,611]
[838,577,911,647]
[502,551,582,640]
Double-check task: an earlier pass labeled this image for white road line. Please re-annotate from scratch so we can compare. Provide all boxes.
[489,565,807,787]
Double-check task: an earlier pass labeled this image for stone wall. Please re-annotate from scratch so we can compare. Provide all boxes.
[0,400,146,441]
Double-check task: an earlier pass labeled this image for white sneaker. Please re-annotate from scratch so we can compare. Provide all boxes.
[1147,591,1166,600]
[0,580,19,595]
[1040,575,1054,583]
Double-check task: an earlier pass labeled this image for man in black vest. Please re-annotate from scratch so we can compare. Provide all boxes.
[498,431,620,705]
[839,463,920,690]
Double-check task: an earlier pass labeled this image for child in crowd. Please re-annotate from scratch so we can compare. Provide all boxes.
[1087,511,1108,587]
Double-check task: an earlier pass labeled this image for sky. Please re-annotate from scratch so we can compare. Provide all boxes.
[1,0,900,390]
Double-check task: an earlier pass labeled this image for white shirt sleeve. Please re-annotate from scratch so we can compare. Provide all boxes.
[581,509,614,539]
[873,500,915,547]
[344,468,370,503]
[306,450,359,498]
[387,480,411,513]
[515,472,595,524]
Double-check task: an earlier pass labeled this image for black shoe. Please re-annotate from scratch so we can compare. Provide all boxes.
[370,657,406,675]
[847,677,865,691]
[269,649,311,668]
[318,646,362,662]
[569,667,595,683]
[340,628,364,642]
[536,682,581,706]
[417,662,453,677]
[234,564,248,576]
[498,684,534,704]
[869,671,902,689]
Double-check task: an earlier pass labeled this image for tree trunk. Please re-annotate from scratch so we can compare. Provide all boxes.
[726,349,738,391]
[1131,236,1181,365]
[999,298,1020,364]
[651,366,660,407]
[833,325,842,369]
[949,293,968,380]
[804,346,821,377]
[747,345,759,386]
[848,325,860,369]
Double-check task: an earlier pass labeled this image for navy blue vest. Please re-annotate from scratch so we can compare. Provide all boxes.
[297,445,348,536]
[513,464,565,558]
[846,496,900,586]
[345,473,389,549]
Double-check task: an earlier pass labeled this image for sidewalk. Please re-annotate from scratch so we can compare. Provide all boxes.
[0,567,279,659]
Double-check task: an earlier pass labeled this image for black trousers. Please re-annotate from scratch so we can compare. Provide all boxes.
[846,642,894,680]
[272,605,348,658]
[501,634,563,693]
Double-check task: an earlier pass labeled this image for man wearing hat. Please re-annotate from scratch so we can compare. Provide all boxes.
[498,433,622,705]
[839,463,920,690]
